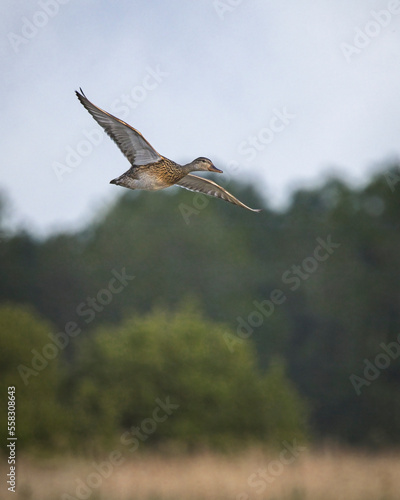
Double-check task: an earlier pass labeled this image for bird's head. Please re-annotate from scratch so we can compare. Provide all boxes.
[192,157,223,173]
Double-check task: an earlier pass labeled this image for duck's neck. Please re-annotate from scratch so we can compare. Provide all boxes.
[181,160,199,175]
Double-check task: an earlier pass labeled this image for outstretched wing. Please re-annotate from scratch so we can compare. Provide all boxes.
[75,89,162,166]
[177,174,262,212]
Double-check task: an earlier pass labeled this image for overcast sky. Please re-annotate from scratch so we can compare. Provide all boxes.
[1,0,399,236]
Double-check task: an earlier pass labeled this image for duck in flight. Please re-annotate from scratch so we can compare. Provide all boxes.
[75,89,261,212]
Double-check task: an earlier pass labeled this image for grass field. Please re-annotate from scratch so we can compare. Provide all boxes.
[2,448,400,500]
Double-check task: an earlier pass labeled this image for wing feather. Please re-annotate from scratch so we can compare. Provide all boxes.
[75,89,162,166]
[177,174,261,212]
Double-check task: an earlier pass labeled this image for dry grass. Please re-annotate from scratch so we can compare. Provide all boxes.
[2,448,400,500]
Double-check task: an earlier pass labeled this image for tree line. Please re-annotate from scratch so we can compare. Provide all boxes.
[1,163,400,451]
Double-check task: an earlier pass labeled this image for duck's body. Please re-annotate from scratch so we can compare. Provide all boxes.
[111,158,193,191]
[75,89,261,212]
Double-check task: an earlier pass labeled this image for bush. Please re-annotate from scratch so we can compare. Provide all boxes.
[0,303,66,451]
[70,303,307,451]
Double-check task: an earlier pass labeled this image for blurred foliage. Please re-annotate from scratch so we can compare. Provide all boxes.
[1,164,400,451]
[0,302,306,454]
[64,303,306,452]
[0,304,66,450]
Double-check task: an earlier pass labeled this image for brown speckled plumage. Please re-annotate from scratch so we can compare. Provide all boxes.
[111,158,189,190]
[75,89,261,212]
[133,158,190,185]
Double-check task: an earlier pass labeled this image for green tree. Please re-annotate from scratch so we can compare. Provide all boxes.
[2,165,400,447]
[0,304,66,451]
[68,303,307,451]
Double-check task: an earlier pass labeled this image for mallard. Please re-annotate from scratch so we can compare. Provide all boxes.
[75,89,261,212]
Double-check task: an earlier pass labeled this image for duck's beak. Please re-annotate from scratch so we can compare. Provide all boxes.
[209,164,223,173]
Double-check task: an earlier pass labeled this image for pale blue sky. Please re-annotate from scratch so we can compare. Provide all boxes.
[1,0,400,235]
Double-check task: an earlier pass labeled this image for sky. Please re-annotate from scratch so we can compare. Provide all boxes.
[1,0,400,236]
